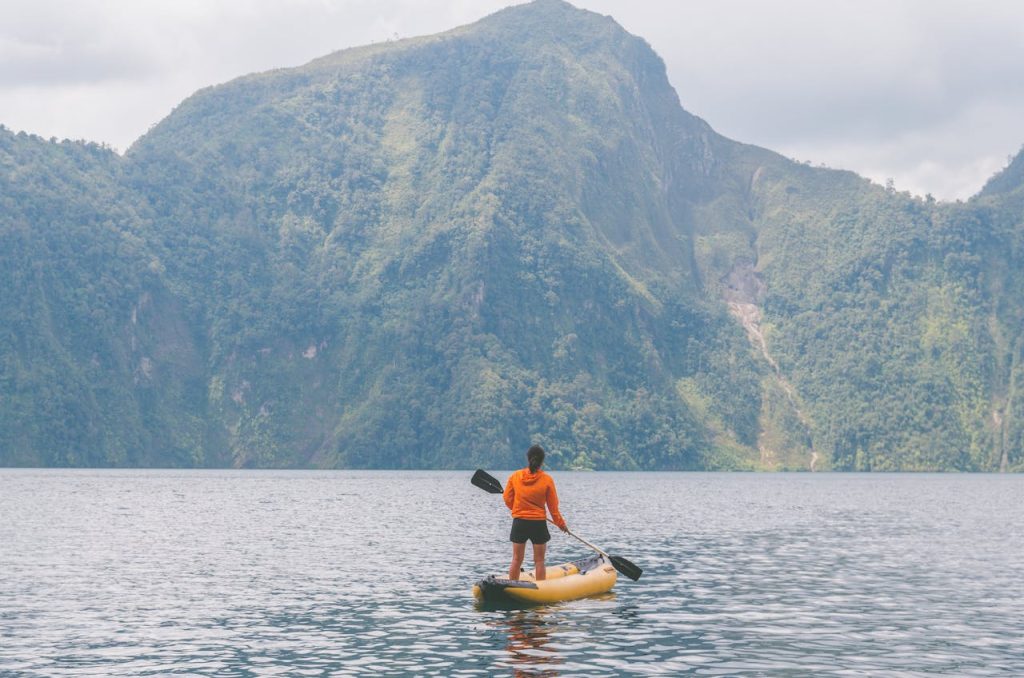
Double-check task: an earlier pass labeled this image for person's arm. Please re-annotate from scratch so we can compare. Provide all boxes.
[546,478,567,531]
[503,473,516,511]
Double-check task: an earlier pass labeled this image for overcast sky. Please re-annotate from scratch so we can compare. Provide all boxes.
[2,0,1022,200]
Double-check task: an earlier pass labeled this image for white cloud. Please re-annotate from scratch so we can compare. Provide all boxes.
[783,98,1024,199]
[1,0,1021,199]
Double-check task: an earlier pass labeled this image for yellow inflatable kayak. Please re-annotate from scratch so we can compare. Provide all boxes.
[472,553,617,604]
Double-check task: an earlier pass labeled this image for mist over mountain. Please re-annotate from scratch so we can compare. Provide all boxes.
[2,0,1022,470]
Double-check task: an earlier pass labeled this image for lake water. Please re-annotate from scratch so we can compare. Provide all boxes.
[1,470,1022,676]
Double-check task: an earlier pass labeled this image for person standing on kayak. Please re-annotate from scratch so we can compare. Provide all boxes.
[504,445,568,581]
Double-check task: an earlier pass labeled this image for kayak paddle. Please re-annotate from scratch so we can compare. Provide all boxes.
[471,468,504,494]
[471,468,644,581]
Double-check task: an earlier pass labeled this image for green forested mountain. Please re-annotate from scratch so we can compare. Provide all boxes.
[1,0,1022,470]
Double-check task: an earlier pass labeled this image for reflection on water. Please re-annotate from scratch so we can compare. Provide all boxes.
[2,470,1024,676]
[478,593,619,676]
[494,609,561,676]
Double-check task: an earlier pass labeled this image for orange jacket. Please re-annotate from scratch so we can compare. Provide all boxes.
[503,468,566,530]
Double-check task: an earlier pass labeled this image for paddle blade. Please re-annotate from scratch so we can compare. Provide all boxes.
[471,469,504,494]
[610,555,643,581]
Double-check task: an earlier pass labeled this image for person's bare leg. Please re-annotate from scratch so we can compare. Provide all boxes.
[533,542,547,581]
[509,542,526,580]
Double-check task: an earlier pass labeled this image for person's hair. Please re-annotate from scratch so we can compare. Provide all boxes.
[527,445,546,472]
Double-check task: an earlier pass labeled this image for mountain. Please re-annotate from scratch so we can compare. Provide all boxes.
[980,148,1024,198]
[0,131,214,466]
[1,0,1022,470]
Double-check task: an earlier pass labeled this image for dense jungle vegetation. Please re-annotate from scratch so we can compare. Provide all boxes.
[1,0,1022,470]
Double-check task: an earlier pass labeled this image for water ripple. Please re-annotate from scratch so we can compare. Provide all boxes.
[1,470,1022,675]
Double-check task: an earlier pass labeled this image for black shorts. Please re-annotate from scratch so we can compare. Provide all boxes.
[510,518,551,545]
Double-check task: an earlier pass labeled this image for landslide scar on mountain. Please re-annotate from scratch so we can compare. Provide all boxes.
[722,260,818,470]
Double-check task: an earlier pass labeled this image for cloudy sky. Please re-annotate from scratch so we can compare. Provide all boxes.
[2,0,1022,200]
